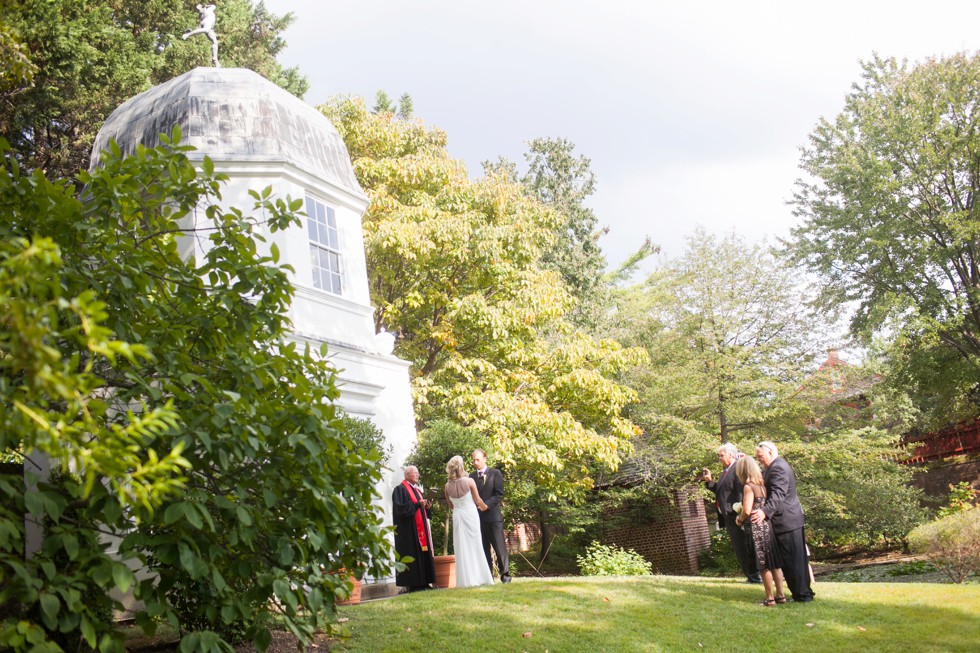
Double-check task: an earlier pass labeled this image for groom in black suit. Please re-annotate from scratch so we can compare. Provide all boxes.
[470,449,511,583]
[751,441,814,602]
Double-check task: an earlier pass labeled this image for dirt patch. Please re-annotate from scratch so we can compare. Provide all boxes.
[812,552,960,583]
[125,628,342,652]
[234,630,339,653]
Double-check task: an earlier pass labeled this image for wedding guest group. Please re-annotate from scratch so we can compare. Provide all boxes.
[734,456,786,606]
[707,439,815,605]
[751,441,815,602]
[702,443,762,584]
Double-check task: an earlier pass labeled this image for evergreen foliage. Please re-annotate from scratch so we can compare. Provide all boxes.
[518,138,610,327]
[1,0,308,180]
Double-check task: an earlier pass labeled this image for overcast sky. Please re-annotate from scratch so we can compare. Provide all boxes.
[263,0,978,272]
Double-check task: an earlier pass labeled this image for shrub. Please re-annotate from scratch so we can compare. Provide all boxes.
[338,412,393,468]
[907,508,980,583]
[937,481,977,519]
[0,135,393,652]
[577,541,652,576]
[785,431,926,548]
[697,529,740,577]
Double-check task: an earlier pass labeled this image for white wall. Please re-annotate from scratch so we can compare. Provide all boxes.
[198,160,420,581]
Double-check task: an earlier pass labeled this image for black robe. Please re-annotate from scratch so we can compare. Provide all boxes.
[392,482,436,588]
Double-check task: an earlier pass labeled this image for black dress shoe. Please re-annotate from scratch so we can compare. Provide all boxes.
[501,576,512,583]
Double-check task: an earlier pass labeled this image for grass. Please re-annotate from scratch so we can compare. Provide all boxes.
[333,575,980,652]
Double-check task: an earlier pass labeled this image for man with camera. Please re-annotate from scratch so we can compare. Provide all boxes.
[703,443,762,584]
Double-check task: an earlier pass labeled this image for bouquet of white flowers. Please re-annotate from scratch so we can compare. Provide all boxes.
[733,502,743,515]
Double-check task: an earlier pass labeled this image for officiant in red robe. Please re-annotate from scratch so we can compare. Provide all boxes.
[392,465,436,592]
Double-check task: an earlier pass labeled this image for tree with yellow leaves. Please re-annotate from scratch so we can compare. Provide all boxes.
[321,98,646,508]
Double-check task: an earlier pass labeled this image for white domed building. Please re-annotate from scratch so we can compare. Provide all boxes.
[91,67,417,593]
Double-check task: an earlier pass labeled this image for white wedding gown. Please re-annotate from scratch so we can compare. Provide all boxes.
[446,479,494,588]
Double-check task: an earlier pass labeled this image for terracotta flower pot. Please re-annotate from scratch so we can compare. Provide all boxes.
[433,554,456,588]
[335,571,363,605]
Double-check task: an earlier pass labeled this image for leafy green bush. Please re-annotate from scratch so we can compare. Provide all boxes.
[0,135,393,653]
[907,508,980,583]
[784,431,926,548]
[697,529,740,577]
[937,482,977,519]
[577,541,652,576]
[338,412,393,468]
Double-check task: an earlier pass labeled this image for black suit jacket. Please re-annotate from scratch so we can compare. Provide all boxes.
[761,456,806,534]
[470,467,504,523]
[705,462,740,527]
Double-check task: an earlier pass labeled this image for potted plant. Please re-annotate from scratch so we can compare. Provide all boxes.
[333,568,363,606]
[430,482,459,589]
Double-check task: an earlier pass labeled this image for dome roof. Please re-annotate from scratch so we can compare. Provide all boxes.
[90,67,362,196]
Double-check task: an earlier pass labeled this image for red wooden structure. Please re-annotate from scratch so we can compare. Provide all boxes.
[902,418,980,464]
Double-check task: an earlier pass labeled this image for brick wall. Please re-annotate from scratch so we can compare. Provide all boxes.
[505,521,542,553]
[602,486,711,575]
[910,458,980,501]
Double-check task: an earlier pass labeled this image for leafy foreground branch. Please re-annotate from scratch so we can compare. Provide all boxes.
[0,136,392,652]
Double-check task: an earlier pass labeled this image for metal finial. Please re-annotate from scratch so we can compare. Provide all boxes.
[181,4,220,68]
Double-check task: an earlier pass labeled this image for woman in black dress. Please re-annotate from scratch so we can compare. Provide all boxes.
[735,455,786,606]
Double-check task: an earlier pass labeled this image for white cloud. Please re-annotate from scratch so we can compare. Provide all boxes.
[595,155,800,267]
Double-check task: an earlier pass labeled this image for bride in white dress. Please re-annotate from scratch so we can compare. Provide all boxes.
[444,456,495,588]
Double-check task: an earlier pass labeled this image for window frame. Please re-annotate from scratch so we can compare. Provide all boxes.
[306,195,344,296]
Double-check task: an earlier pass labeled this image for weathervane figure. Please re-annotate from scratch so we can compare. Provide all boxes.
[182,4,220,68]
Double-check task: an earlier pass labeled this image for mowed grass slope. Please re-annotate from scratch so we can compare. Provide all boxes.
[335,576,980,652]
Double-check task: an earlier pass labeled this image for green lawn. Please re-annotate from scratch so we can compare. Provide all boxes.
[333,576,980,652]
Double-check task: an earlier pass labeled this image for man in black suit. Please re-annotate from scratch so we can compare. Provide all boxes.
[751,441,814,602]
[470,449,511,583]
[703,443,762,584]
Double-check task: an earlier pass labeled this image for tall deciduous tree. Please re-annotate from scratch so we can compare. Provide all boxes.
[321,97,645,501]
[518,138,609,326]
[788,52,980,425]
[601,232,923,547]
[1,0,306,179]
[619,229,822,443]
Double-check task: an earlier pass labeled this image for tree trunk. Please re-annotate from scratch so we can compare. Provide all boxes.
[538,507,555,564]
[718,388,729,443]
